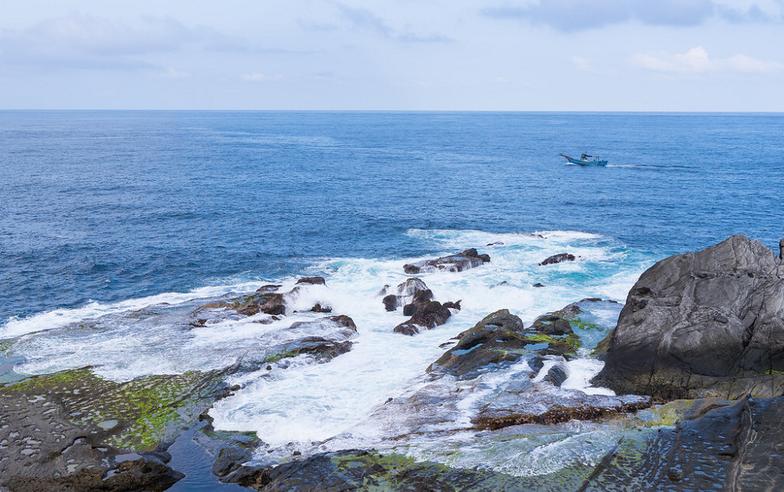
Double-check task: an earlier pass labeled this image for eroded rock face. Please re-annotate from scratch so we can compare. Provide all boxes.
[403,248,490,274]
[593,235,784,400]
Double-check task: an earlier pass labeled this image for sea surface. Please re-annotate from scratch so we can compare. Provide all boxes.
[1,111,783,487]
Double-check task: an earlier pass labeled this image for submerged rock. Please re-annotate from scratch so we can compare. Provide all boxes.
[543,363,569,387]
[593,235,784,400]
[262,316,358,364]
[539,253,576,266]
[403,248,490,274]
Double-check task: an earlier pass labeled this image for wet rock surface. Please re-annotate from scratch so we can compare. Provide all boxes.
[403,248,490,274]
[381,278,430,311]
[0,368,229,491]
[585,397,784,490]
[594,235,784,400]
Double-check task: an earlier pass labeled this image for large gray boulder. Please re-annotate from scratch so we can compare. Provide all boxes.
[593,235,784,400]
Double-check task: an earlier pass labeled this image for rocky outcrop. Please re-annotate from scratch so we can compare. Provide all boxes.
[198,277,331,318]
[261,316,358,365]
[539,253,576,266]
[403,248,490,274]
[381,278,430,312]
[428,310,526,377]
[543,363,569,387]
[393,301,451,336]
[532,313,574,336]
[593,235,784,400]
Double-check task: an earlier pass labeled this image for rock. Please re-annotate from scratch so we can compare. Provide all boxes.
[310,303,332,313]
[593,235,784,400]
[486,241,504,246]
[213,446,253,478]
[0,368,230,491]
[382,294,399,312]
[225,450,522,491]
[381,278,430,311]
[296,276,326,286]
[543,363,569,387]
[427,310,526,377]
[532,314,574,336]
[443,300,462,310]
[533,283,545,288]
[586,397,784,490]
[539,253,576,266]
[473,384,650,430]
[256,284,281,293]
[394,301,451,336]
[403,248,490,274]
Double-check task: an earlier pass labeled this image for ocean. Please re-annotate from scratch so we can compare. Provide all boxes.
[1,111,783,487]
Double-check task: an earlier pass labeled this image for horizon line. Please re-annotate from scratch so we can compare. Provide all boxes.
[2,109,784,114]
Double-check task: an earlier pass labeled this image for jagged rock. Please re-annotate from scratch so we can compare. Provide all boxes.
[296,276,326,286]
[213,446,253,478]
[593,235,784,400]
[381,278,430,311]
[585,397,784,490]
[393,301,451,336]
[539,253,576,266]
[403,248,490,274]
[533,283,545,288]
[543,363,569,387]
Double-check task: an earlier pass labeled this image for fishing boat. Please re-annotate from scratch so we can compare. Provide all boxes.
[560,153,608,167]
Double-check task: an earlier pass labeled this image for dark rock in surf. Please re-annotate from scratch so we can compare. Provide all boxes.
[443,300,462,310]
[394,301,451,336]
[382,278,430,311]
[539,253,576,266]
[543,363,569,387]
[256,284,282,293]
[296,276,326,286]
[428,310,526,377]
[593,235,784,400]
[533,283,545,288]
[403,248,490,274]
[310,303,332,313]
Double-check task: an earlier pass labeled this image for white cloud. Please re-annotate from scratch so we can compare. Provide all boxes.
[631,46,783,74]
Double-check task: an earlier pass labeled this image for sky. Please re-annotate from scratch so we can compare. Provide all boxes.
[1,0,783,111]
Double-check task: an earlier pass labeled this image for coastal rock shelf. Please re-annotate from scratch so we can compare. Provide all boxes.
[3,232,783,490]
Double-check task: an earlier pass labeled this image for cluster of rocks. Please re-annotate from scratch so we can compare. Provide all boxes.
[380,276,462,336]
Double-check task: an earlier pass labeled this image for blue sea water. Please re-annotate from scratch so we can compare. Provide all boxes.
[1,111,783,323]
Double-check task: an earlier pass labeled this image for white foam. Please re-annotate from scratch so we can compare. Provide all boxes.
[5,229,650,461]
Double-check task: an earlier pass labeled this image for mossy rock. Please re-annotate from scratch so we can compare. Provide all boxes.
[1,367,228,451]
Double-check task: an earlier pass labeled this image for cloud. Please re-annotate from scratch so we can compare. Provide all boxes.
[0,14,303,72]
[631,46,784,74]
[481,0,781,31]
[334,3,452,43]
[571,56,592,71]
